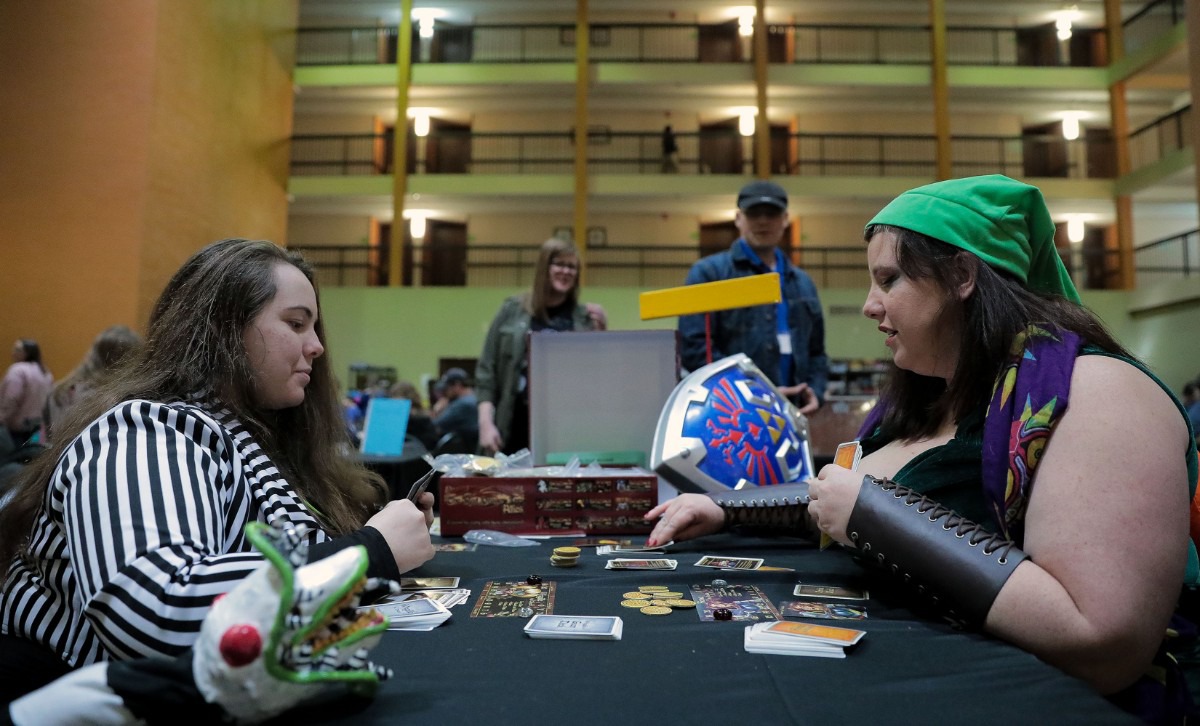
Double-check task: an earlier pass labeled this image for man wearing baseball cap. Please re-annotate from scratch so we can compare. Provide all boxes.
[677,180,827,413]
[432,368,479,450]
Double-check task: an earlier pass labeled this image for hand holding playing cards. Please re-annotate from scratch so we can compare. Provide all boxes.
[808,465,863,546]
[644,494,725,547]
[366,499,436,573]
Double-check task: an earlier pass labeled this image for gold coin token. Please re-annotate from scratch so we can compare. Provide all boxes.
[649,599,671,607]
[622,592,651,599]
[550,555,579,564]
[550,560,578,568]
[638,586,668,592]
[665,599,696,608]
[655,591,683,598]
[621,599,650,608]
[640,605,672,616]
[553,547,582,557]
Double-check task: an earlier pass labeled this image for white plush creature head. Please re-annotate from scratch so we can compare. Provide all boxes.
[192,522,395,723]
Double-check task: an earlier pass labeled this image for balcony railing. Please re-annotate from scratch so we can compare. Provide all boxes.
[291,130,1111,180]
[1123,0,1185,56]
[289,241,1159,292]
[1135,228,1198,286]
[1129,104,1192,169]
[296,22,1105,67]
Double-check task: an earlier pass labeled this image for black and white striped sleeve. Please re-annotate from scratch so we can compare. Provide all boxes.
[59,401,264,661]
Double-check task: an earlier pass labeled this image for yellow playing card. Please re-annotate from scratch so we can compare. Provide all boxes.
[820,441,862,551]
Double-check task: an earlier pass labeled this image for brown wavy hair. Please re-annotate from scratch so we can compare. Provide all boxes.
[0,239,383,576]
[864,224,1130,441]
[523,237,581,322]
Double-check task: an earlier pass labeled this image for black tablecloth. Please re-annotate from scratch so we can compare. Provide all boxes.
[326,533,1138,726]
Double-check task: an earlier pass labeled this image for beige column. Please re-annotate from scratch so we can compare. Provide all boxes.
[574,0,590,278]
[754,0,770,178]
[390,0,414,287]
[930,0,951,180]
[1108,0,1134,289]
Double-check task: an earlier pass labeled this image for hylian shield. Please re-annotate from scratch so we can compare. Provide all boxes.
[651,354,814,493]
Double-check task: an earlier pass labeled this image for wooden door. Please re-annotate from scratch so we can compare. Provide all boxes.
[1022,122,1068,178]
[752,124,792,175]
[1085,127,1115,178]
[432,23,473,62]
[699,221,739,258]
[426,119,471,173]
[1016,24,1059,66]
[699,119,743,174]
[698,22,740,62]
[425,220,467,286]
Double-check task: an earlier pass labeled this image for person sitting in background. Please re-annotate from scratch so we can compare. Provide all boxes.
[42,324,143,443]
[0,339,53,445]
[432,368,478,452]
[476,237,606,454]
[387,379,439,450]
[646,175,1197,721]
[0,239,435,705]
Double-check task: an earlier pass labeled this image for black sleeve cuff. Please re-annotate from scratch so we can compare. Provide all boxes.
[107,651,226,724]
[308,527,401,583]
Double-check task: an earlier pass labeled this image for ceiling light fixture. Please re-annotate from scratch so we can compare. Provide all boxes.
[1066,215,1086,243]
[738,110,756,137]
[1061,114,1081,140]
[738,9,755,37]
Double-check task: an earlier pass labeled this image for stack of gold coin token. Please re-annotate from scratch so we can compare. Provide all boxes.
[551,546,581,568]
[626,586,695,616]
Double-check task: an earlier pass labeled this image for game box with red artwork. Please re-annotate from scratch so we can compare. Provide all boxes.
[437,468,658,537]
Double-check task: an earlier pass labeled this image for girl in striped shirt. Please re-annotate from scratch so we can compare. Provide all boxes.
[0,239,435,703]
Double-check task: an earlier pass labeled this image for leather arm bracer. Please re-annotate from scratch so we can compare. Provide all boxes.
[846,475,1028,627]
[708,483,814,539]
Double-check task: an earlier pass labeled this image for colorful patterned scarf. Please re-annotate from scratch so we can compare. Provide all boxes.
[980,325,1082,542]
[855,324,1081,541]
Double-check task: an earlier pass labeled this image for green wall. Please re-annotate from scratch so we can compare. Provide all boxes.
[321,282,1200,399]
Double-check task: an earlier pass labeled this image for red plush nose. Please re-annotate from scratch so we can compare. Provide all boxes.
[219,624,262,667]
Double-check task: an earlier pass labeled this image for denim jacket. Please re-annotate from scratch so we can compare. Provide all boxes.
[677,240,828,403]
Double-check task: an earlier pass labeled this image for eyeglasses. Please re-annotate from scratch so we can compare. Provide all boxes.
[550,261,579,272]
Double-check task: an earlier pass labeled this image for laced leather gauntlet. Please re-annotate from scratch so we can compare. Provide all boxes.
[708,483,815,539]
[847,475,1028,628]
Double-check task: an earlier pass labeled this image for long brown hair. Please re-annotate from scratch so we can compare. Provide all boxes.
[865,224,1131,441]
[523,237,581,321]
[0,239,382,576]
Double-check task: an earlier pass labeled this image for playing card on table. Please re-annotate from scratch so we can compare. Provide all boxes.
[401,576,461,590]
[780,600,867,620]
[693,555,764,570]
[470,580,556,617]
[433,543,477,552]
[574,538,632,548]
[523,614,623,640]
[743,623,848,658]
[604,558,678,571]
[604,541,673,554]
[764,620,866,646]
[690,583,781,622]
[370,597,452,631]
[394,588,472,608]
[793,583,868,600]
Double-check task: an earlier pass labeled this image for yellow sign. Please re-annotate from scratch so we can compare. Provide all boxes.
[638,273,780,320]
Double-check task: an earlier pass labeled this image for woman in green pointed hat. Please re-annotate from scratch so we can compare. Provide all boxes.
[648,175,1197,720]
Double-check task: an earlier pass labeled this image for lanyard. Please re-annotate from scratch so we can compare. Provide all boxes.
[736,239,794,385]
